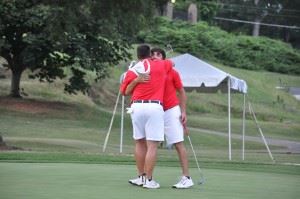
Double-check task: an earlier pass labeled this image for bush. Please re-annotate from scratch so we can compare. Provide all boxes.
[139,17,300,75]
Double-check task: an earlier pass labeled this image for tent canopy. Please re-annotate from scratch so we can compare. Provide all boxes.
[170,53,247,94]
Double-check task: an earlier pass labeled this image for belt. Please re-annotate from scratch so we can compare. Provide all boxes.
[132,100,163,106]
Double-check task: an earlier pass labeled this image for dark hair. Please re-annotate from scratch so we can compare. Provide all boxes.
[137,44,151,59]
[151,47,166,60]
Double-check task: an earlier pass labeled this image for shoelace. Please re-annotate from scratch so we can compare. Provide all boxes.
[179,177,188,185]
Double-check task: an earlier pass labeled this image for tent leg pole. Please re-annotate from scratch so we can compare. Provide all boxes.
[120,95,125,153]
[248,102,275,163]
[228,79,232,160]
[242,94,246,160]
[103,91,121,152]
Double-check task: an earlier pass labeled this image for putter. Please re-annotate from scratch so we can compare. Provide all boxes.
[187,134,206,185]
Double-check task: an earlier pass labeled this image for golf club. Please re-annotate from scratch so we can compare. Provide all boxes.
[187,135,206,185]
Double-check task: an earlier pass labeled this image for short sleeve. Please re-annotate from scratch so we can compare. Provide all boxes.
[164,59,173,73]
[173,70,183,89]
[120,70,137,95]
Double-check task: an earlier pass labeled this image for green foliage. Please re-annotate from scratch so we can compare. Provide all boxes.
[0,0,160,96]
[139,17,300,74]
[216,0,300,48]
[173,0,220,22]
[198,1,220,21]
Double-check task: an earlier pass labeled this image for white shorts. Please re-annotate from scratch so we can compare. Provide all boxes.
[164,105,184,145]
[130,103,164,141]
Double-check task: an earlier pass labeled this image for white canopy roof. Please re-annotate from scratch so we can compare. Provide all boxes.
[170,53,247,94]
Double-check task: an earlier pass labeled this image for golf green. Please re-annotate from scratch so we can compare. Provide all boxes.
[0,162,299,199]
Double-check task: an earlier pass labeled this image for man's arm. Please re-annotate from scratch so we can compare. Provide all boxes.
[120,71,136,96]
[124,74,150,95]
[177,87,187,126]
[172,68,189,134]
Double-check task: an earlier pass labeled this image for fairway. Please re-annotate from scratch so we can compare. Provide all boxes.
[0,162,299,199]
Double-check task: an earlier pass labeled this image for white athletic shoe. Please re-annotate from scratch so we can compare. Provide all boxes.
[143,179,160,189]
[128,175,144,186]
[172,176,194,189]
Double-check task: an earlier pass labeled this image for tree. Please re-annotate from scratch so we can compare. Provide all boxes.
[216,0,300,45]
[261,0,300,46]
[170,0,220,22]
[152,0,170,16]
[0,0,158,97]
[217,0,282,36]
[197,0,221,22]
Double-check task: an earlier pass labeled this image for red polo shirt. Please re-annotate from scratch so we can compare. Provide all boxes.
[120,58,172,102]
[163,69,183,110]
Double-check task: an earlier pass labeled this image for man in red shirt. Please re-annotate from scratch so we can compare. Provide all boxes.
[120,44,172,189]
[151,48,193,188]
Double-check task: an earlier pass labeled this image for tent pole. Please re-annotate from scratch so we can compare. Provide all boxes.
[242,94,246,160]
[103,91,121,152]
[248,102,275,163]
[120,95,125,153]
[228,78,232,160]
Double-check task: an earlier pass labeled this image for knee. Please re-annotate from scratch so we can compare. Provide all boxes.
[174,142,184,150]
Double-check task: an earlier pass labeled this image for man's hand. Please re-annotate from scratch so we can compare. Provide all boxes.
[134,74,150,83]
[180,111,187,126]
[182,122,189,135]
[181,112,188,135]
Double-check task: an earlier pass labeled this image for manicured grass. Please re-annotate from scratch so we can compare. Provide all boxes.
[0,162,299,199]
[188,116,300,142]
[1,102,299,164]
[1,152,299,175]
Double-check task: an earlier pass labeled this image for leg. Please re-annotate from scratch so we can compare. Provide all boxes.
[135,138,147,175]
[142,104,164,189]
[164,106,189,176]
[128,138,146,186]
[173,141,194,188]
[130,103,147,176]
[144,140,159,179]
[174,141,189,177]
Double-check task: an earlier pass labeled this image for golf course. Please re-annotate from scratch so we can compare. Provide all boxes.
[1,1,300,198]
[1,60,300,198]
[0,162,299,199]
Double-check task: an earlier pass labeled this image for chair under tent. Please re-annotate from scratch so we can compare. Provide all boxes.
[103,53,275,162]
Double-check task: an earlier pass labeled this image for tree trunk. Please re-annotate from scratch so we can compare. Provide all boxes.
[252,0,261,37]
[9,69,23,98]
[252,17,261,37]
[164,2,173,19]
[188,3,198,24]
[283,28,290,42]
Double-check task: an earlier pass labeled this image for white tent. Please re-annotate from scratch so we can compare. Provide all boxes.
[170,53,248,160]
[170,53,247,93]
